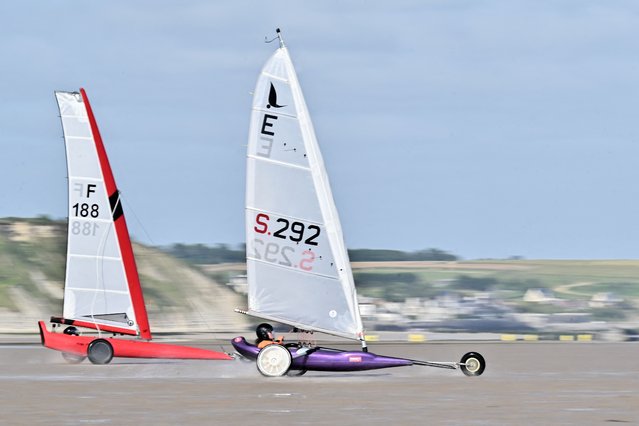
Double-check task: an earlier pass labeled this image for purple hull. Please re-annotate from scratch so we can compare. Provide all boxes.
[232,336,413,372]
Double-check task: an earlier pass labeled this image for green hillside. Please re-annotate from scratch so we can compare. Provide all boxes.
[352,260,639,300]
[0,218,248,333]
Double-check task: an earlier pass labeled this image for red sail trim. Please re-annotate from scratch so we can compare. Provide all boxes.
[80,88,152,340]
[50,317,138,336]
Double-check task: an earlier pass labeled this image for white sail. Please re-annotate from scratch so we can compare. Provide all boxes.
[55,91,145,336]
[245,45,364,340]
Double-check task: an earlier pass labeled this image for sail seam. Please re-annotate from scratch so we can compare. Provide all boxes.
[248,257,340,280]
[65,217,113,224]
[68,176,105,182]
[68,254,122,260]
[66,288,130,295]
[261,72,288,83]
[251,106,297,119]
[246,206,323,226]
[64,136,93,140]
[247,154,310,171]
[69,176,105,183]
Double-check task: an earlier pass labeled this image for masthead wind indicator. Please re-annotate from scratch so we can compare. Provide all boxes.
[265,28,285,48]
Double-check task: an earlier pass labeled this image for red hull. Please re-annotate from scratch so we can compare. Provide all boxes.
[39,321,232,361]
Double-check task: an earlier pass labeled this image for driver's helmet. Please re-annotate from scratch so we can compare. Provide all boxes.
[255,323,274,341]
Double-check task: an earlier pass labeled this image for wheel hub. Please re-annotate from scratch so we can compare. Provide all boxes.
[465,357,480,372]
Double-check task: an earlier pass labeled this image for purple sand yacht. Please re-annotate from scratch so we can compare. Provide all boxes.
[233,29,485,378]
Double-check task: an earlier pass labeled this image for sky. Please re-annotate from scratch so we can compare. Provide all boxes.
[1,1,639,259]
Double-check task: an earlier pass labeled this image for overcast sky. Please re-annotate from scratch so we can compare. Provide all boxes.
[1,1,639,259]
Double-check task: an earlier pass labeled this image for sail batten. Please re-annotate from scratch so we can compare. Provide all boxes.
[66,288,131,295]
[261,72,289,83]
[245,47,364,341]
[247,154,311,171]
[63,136,93,141]
[247,257,347,281]
[251,108,297,119]
[246,207,323,226]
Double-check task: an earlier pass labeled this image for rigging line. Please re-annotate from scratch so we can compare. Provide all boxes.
[119,192,156,247]
[177,261,240,353]
[117,193,232,354]
[195,304,229,355]
[180,272,226,350]
[168,275,231,355]
[120,191,224,345]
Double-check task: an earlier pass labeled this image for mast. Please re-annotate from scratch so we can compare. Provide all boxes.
[79,89,152,340]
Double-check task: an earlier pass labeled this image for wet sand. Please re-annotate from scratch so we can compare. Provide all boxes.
[1,340,638,425]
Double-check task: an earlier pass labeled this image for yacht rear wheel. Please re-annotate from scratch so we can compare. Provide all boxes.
[87,339,114,365]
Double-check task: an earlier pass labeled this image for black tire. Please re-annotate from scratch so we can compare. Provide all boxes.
[256,345,291,377]
[61,352,86,364]
[460,352,485,377]
[87,339,114,365]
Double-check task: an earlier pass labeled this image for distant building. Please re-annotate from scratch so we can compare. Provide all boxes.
[0,221,59,242]
[523,288,555,303]
[0,220,11,236]
[226,275,248,294]
[589,292,623,308]
[358,296,379,317]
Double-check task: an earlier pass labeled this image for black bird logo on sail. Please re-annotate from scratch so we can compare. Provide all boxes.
[267,82,286,109]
